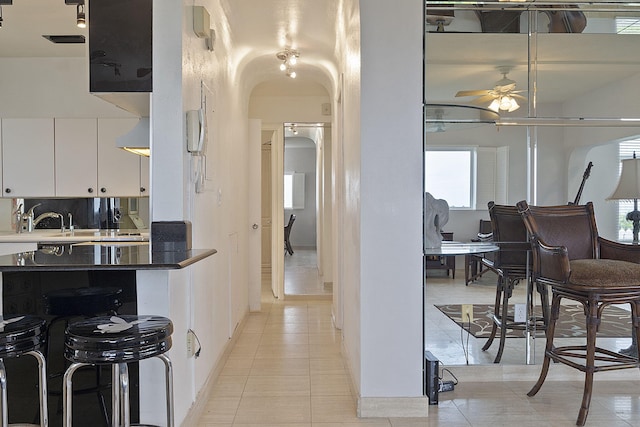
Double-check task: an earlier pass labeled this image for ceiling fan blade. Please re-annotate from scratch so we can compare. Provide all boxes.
[511,94,528,101]
[455,89,490,97]
[470,95,497,105]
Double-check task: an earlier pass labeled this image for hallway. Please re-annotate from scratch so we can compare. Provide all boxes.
[284,248,332,297]
[195,280,640,426]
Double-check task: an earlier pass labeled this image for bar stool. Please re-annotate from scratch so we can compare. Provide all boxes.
[43,287,123,423]
[0,315,48,427]
[62,315,174,427]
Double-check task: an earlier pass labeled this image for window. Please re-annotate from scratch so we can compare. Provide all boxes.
[284,172,305,209]
[617,140,640,240]
[425,147,508,210]
[616,17,640,34]
[425,148,475,209]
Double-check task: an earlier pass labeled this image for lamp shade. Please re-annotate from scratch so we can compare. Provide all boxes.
[607,158,640,200]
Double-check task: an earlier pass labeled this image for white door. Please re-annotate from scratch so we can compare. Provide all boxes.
[271,127,285,300]
[248,119,262,310]
[261,143,272,278]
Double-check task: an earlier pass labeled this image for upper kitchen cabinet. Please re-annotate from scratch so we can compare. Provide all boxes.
[97,118,142,198]
[55,118,98,197]
[2,119,55,198]
[89,0,152,93]
[89,0,152,117]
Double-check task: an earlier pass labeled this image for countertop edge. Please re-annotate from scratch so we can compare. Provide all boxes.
[0,248,217,272]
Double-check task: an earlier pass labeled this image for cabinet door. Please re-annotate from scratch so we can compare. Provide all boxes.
[140,155,149,196]
[55,118,98,197]
[2,119,55,197]
[97,118,141,197]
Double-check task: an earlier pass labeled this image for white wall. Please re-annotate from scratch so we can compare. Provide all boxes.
[357,0,426,412]
[563,72,640,241]
[145,1,251,424]
[0,57,136,118]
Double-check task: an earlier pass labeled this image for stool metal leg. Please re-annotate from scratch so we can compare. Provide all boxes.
[63,362,88,427]
[0,359,7,427]
[111,364,120,427]
[119,363,130,427]
[157,354,175,427]
[27,350,49,427]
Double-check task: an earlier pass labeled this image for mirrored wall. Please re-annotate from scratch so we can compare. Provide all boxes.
[424,1,640,365]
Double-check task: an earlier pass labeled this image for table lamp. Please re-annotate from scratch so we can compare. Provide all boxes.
[607,153,640,243]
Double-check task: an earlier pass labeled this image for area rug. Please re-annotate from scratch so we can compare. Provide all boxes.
[435,304,632,338]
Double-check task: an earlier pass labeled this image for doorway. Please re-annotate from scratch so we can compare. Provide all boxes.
[282,122,332,298]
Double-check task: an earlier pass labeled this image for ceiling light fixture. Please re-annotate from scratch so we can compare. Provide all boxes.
[488,95,520,113]
[76,2,86,28]
[276,49,300,79]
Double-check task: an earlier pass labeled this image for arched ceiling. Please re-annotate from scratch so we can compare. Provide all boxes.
[220,0,340,97]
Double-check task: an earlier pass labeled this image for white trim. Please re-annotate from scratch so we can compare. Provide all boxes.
[358,397,429,418]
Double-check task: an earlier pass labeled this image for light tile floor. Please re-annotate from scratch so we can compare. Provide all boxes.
[284,248,332,297]
[195,267,640,426]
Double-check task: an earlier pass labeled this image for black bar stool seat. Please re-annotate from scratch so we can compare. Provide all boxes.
[0,315,48,427]
[43,287,124,425]
[63,315,174,427]
[64,316,172,364]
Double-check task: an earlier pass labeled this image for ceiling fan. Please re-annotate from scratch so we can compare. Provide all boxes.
[455,66,527,113]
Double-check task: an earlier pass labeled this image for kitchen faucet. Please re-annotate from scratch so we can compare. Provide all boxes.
[19,203,41,233]
[12,203,23,233]
[33,211,65,232]
[19,204,65,233]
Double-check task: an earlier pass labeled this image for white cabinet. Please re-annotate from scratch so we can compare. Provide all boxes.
[55,118,98,197]
[97,118,141,198]
[2,119,55,197]
[1,117,144,198]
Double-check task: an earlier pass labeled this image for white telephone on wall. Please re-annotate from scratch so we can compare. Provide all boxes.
[187,108,207,154]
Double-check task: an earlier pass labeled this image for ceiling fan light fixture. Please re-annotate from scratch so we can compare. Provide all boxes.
[506,97,520,112]
[488,95,520,113]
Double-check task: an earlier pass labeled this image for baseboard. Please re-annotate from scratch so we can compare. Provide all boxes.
[284,293,332,301]
[181,309,250,426]
[358,397,429,417]
[446,363,640,383]
[341,339,429,418]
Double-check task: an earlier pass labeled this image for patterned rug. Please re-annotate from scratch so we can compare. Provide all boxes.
[435,304,632,338]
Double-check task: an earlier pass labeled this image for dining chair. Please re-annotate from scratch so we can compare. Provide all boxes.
[464,219,494,285]
[517,200,640,426]
[481,201,548,363]
[284,214,296,255]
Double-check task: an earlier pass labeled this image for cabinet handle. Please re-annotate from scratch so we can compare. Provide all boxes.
[100,188,107,193]
[4,188,10,194]
[88,188,94,194]
[140,187,146,193]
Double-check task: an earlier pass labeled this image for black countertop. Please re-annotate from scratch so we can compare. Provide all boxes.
[0,243,216,272]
